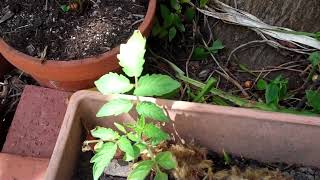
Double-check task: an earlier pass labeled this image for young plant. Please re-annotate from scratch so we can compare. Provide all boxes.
[256,75,288,109]
[152,0,196,41]
[192,39,225,60]
[82,30,181,180]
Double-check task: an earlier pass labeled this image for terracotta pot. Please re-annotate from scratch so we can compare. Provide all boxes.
[46,91,320,180]
[0,0,156,91]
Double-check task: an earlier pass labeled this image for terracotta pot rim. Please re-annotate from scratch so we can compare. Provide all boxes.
[0,0,156,65]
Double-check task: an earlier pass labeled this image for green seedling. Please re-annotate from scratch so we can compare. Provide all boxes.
[192,40,224,60]
[83,30,181,180]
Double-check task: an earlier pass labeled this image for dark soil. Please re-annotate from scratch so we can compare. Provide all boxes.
[72,148,320,180]
[0,0,147,60]
[0,69,35,150]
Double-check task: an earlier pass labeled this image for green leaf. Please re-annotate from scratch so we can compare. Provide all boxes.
[91,142,117,180]
[143,124,170,145]
[170,0,181,11]
[309,51,320,67]
[94,141,104,152]
[60,5,70,12]
[91,127,120,141]
[163,13,174,28]
[256,79,267,90]
[155,170,168,180]
[306,90,320,111]
[208,40,224,53]
[180,0,190,3]
[160,4,170,20]
[117,30,146,77]
[184,7,195,22]
[222,149,231,165]
[94,72,134,95]
[168,27,177,41]
[128,160,154,180]
[192,47,209,60]
[265,83,280,105]
[96,99,133,117]
[114,122,127,134]
[200,0,208,8]
[155,151,177,170]
[117,136,135,161]
[134,74,181,97]
[172,14,185,32]
[127,132,141,142]
[136,102,169,122]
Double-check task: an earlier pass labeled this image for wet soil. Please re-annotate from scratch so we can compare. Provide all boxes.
[0,0,147,60]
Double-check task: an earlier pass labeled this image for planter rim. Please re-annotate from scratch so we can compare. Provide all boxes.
[0,0,156,81]
[70,90,320,126]
[46,90,320,179]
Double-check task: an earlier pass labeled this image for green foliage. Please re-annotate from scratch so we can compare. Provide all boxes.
[222,149,231,165]
[136,102,169,122]
[91,127,120,141]
[306,90,320,112]
[60,5,70,12]
[155,170,169,180]
[94,72,133,94]
[91,142,117,180]
[192,40,225,60]
[309,51,320,67]
[256,79,267,90]
[128,160,154,180]
[86,30,179,180]
[200,0,209,8]
[134,74,181,97]
[155,151,177,170]
[152,0,194,41]
[96,99,133,117]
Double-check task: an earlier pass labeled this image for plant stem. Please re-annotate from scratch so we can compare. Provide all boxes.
[193,78,216,102]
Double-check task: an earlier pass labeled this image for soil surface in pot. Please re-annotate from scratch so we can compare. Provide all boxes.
[72,145,320,180]
[0,0,147,60]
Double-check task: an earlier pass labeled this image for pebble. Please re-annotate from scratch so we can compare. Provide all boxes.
[26,44,36,56]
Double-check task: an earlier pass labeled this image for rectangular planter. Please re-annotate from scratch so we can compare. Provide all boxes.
[46,90,320,180]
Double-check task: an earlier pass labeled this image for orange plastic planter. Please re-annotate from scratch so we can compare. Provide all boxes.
[0,0,156,91]
[46,91,320,180]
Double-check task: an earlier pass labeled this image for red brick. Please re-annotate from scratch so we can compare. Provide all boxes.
[0,153,49,180]
[2,85,72,158]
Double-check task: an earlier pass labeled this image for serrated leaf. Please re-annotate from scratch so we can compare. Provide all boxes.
[200,0,208,8]
[155,170,168,180]
[306,90,320,111]
[184,7,195,22]
[256,79,267,90]
[117,30,146,77]
[155,151,177,170]
[208,40,224,53]
[128,160,154,180]
[91,127,120,141]
[114,122,127,134]
[136,102,169,122]
[143,124,170,145]
[134,74,181,97]
[94,72,134,95]
[96,99,133,117]
[192,47,209,60]
[309,51,320,67]
[91,142,117,180]
[117,136,135,161]
[265,83,280,105]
